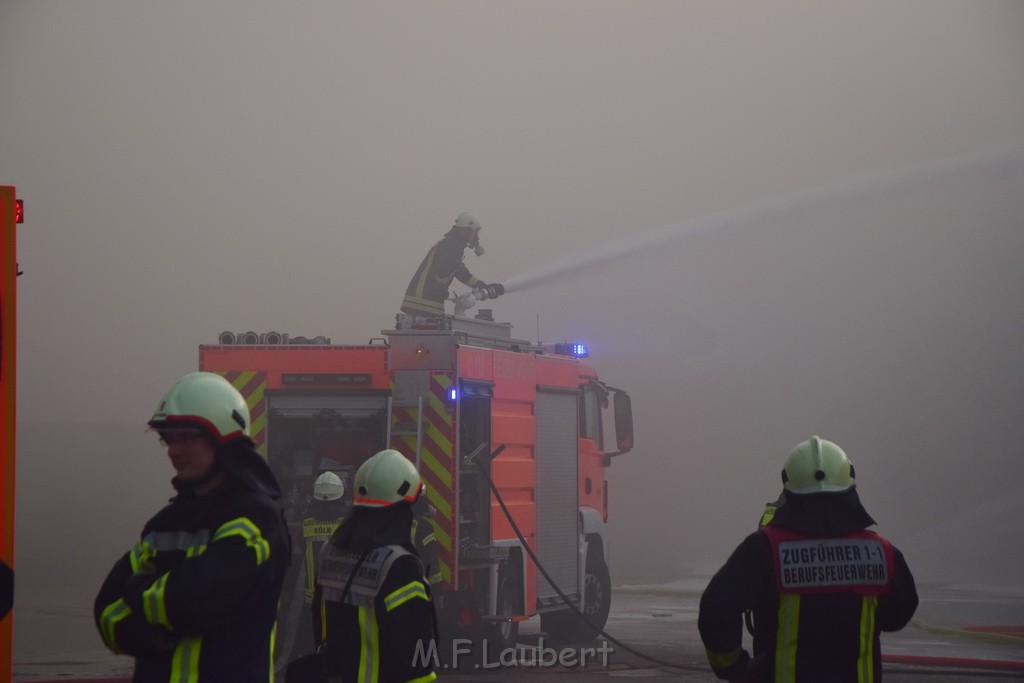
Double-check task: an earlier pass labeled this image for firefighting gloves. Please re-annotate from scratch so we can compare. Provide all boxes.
[481,283,504,299]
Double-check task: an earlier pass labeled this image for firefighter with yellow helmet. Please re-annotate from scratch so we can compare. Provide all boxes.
[401,212,504,317]
[698,437,918,682]
[293,449,437,682]
[94,371,290,682]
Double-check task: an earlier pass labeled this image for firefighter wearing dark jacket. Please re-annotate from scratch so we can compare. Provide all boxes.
[698,436,918,683]
[95,371,290,683]
[401,212,504,317]
[412,496,442,587]
[310,449,438,683]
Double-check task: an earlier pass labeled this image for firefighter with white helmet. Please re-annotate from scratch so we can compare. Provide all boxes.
[281,470,351,661]
[313,471,345,501]
[292,450,437,681]
[303,473,348,603]
[698,436,918,682]
[400,211,504,317]
[95,371,290,682]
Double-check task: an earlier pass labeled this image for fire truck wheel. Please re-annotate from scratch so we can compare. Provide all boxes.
[541,549,611,644]
[485,568,520,652]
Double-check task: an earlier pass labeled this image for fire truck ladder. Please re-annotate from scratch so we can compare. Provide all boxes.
[388,395,424,469]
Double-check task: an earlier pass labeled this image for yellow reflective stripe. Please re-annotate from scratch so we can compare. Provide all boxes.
[169,636,201,683]
[384,580,429,612]
[130,539,156,573]
[142,573,171,628]
[437,557,451,586]
[420,441,451,489]
[419,532,436,546]
[358,604,380,683]
[775,593,800,683]
[858,596,878,683]
[319,592,328,643]
[406,673,438,683]
[304,540,316,603]
[410,247,438,299]
[213,517,270,565]
[99,598,132,653]
[269,620,277,680]
[426,508,450,542]
[705,647,743,669]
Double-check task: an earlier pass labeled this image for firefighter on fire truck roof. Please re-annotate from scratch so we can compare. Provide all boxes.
[293,449,438,682]
[94,372,291,682]
[401,211,504,317]
[698,436,918,682]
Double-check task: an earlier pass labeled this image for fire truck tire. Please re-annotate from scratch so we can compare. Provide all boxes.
[484,567,520,652]
[541,548,611,644]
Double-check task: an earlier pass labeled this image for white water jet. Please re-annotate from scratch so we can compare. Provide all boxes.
[502,150,1024,294]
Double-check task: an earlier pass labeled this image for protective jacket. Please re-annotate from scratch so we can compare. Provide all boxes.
[401,232,482,317]
[313,506,438,683]
[95,446,290,683]
[698,489,918,682]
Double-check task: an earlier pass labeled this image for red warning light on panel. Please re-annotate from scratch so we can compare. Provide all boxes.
[15,199,24,223]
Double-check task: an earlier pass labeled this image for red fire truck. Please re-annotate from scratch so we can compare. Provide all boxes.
[199,312,634,651]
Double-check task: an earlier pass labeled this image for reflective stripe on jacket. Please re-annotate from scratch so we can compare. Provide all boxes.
[698,525,917,682]
[94,479,290,682]
[761,526,896,682]
[316,543,438,683]
[401,235,481,316]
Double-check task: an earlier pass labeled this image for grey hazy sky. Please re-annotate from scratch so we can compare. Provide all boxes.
[2,1,1023,585]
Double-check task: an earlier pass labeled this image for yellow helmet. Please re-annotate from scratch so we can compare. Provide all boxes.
[148,372,250,443]
[781,436,855,495]
[353,449,424,508]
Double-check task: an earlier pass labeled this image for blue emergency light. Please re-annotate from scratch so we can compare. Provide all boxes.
[448,387,458,401]
[554,342,589,358]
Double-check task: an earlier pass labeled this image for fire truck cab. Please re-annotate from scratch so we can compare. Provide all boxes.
[199,313,634,650]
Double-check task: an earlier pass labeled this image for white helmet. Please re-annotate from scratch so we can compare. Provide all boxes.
[148,372,250,443]
[782,436,856,495]
[353,449,425,508]
[313,471,345,501]
[453,212,481,231]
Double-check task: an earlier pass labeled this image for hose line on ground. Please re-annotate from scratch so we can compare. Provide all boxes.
[472,444,707,673]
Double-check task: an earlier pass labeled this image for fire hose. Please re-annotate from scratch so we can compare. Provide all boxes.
[468,443,707,673]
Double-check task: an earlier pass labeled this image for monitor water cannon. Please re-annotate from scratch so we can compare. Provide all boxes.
[452,283,505,317]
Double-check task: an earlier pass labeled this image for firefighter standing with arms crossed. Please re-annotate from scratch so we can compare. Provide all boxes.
[698,436,918,682]
[94,372,291,682]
